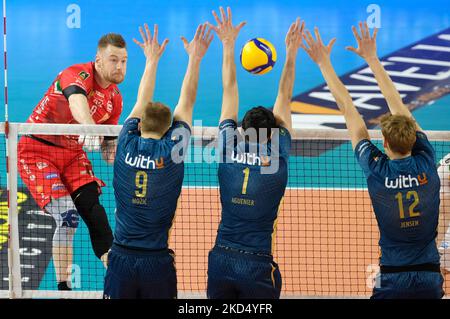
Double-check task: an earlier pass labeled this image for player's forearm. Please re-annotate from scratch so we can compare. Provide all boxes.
[221,43,239,120]
[178,57,201,108]
[366,57,411,117]
[129,60,158,119]
[319,60,369,147]
[136,60,158,107]
[319,59,354,114]
[273,52,296,125]
[68,94,96,125]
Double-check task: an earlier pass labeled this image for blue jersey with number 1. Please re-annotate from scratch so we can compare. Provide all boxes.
[215,119,291,255]
[113,117,191,250]
[355,131,440,266]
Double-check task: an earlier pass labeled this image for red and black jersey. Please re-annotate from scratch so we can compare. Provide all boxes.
[28,62,123,149]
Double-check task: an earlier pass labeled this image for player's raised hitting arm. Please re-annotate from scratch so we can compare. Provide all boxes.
[273,18,305,135]
[128,23,169,120]
[208,7,246,123]
[346,22,421,131]
[301,27,369,149]
[173,24,214,127]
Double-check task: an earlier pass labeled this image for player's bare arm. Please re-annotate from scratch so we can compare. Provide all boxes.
[68,94,105,151]
[301,27,369,149]
[347,22,422,131]
[68,94,96,124]
[208,7,246,123]
[273,18,305,135]
[128,23,169,120]
[173,23,214,127]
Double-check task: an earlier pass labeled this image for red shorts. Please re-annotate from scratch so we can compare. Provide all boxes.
[18,136,105,209]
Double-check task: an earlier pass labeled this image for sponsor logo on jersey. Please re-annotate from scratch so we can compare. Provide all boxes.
[51,183,65,191]
[45,173,59,180]
[231,151,271,166]
[385,173,428,189]
[78,71,90,80]
[124,153,164,169]
[36,162,48,170]
[54,81,63,94]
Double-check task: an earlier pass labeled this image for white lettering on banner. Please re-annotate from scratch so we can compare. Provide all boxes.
[290,29,450,132]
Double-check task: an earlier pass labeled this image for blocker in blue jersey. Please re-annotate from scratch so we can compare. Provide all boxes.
[206,7,305,299]
[302,22,444,299]
[103,22,213,299]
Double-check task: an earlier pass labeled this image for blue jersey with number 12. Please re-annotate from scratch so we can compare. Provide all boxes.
[355,131,440,266]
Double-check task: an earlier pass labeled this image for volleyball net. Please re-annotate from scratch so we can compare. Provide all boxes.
[0,122,449,298]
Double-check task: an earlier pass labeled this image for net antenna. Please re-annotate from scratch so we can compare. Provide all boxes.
[3,0,12,299]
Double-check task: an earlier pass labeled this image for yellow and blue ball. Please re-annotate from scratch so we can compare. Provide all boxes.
[240,38,277,75]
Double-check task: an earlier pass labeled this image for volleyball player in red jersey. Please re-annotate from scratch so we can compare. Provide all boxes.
[18,33,128,290]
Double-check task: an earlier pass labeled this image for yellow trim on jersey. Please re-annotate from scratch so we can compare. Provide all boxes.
[168,197,181,247]
[270,264,276,288]
[271,197,284,255]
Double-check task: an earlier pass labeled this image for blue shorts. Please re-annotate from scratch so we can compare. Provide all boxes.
[207,245,282,299]
[103,244,177,299]
[371,271,444,299]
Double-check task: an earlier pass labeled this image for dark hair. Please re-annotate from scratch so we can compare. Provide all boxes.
[241,106,277,143]
[141,102,172,135]
[97,33,126,49]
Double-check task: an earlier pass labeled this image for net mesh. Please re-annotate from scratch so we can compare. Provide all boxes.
[1,123,450,298]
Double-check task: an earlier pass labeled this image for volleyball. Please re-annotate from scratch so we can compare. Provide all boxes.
[240,38,277,75]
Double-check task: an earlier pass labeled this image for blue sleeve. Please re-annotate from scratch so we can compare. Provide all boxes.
[354,139,386,178]
[277,127,291,160]
[164,120,192,140]
[118,117,140,145]
[412,131,436,164]
[218,119,238,160]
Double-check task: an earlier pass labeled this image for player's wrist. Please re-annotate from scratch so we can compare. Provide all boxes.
[145,56,160,66]
[285,50,298,61]
[222,40,236,49]
[317,57,332,69]
[365,55,379,65]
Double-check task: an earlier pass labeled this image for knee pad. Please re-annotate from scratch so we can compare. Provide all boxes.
[45,196,79,247]
[72,182,113,259]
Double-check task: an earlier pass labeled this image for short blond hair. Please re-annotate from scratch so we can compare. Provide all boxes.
[380,114,416,155]
[141,102,172,135]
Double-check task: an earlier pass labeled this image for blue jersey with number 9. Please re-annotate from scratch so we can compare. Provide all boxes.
[113,117,191,250]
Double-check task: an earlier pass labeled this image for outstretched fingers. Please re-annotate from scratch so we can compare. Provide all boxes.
[212,10,222,26]
[327,38,337,51]
[153,24,159,44]
[236,21,246,32]
[314,27,322,44]
[144,23,152,43]
[352,25,361,43]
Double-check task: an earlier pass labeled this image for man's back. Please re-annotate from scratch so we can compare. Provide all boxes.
[215,119,291,255]
[355,131,440,266]
[113,117,190,250]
